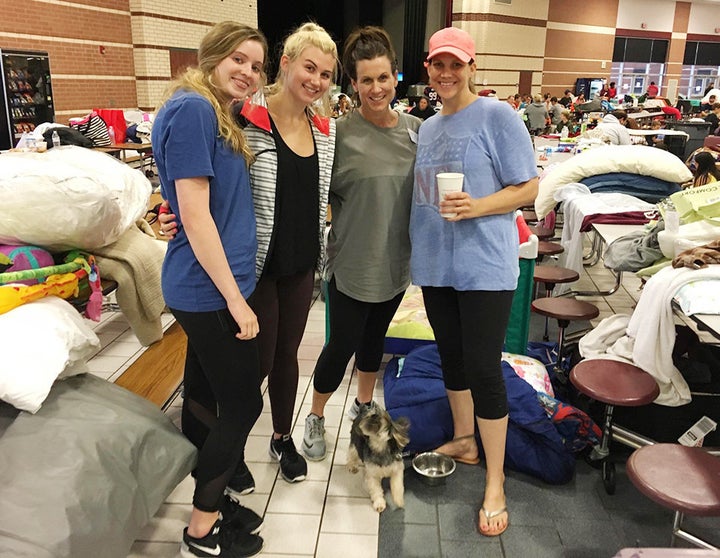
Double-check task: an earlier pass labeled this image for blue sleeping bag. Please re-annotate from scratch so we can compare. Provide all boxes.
[384,344,576,485]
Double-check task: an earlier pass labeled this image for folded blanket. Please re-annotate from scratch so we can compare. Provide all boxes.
[94,221,166,346]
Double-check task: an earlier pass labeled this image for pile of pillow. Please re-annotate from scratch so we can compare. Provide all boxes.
[535,145,693,218]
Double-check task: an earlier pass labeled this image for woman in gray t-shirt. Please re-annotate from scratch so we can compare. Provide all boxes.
[301,26,421,462]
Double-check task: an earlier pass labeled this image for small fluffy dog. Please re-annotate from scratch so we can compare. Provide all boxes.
[347,405,410,512]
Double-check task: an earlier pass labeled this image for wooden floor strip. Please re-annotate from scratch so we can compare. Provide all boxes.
[115,321,186,408]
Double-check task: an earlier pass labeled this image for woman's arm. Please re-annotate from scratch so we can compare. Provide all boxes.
[176,177,258,340]
[439,176,539,222]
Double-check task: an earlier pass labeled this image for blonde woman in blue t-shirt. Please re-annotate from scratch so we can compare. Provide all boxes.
[409,27,539,538]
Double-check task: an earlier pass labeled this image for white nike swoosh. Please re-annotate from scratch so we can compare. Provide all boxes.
[189,540,221,556]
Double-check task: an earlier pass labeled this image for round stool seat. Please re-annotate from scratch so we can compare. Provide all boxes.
[537,241,564,257]
[529,225,554,240]
[522,209,538,223]
[533,265,579,286]
[627,444,720,516]
[531,297,599,322]
[569,359,659,406]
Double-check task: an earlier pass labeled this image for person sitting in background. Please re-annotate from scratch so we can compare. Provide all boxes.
[596,109,631,145]
[554,110,574,136]
[692,151,720,187]
[334,93,352,117]
[646,119,666,149]
[559,89,574,107]
[700,94,717,112]
[524,93,549,135]
[703,102,719,131]
[409,95,437,120]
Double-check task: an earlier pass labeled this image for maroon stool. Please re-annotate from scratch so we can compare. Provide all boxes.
[627,443,720,549]
[570,359,659,494]
[529,224,555,241]
[532,265,581,340]
[522,208,538,224]
[536,240,564,262]
[531,298,599,378]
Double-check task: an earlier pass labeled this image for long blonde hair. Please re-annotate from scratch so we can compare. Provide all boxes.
[267,22,338,117]
[161,21,268,162]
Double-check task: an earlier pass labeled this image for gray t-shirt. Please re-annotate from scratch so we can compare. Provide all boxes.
[326,109,421,302]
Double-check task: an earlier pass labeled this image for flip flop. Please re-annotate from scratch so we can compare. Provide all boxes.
[478,507,509,537]
[436,434,480,465]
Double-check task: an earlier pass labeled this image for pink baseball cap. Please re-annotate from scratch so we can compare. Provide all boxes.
[426,27,475,63]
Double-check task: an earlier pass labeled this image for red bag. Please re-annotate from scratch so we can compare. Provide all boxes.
[93,108,127,143]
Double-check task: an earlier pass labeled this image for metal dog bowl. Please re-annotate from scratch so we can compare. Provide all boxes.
[412,452,456,486]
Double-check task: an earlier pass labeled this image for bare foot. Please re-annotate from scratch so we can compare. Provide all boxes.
[478,480,508,537]
[435,434,479,465]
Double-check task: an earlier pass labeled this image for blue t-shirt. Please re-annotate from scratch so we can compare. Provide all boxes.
[152,91,257,311]
[410,98,537,291]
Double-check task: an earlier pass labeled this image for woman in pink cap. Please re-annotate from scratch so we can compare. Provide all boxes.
[409,26,538,537]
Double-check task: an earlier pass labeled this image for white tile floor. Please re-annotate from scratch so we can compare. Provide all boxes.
[83,235,650,558]
[84,296,383,558]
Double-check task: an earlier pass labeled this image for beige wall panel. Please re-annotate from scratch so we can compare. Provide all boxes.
[133,48,171,78]
[465,21,546,57]
[687,3,720,35]
[667,39,686,61]
[129,0,257,26]
[476,55,544,72]
[543,58,611,73]
[454,0,550,20]
[545,29,614,59]
[548,0,618,27]
[617,0,676,32]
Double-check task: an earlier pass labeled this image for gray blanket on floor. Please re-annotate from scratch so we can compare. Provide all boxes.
[0,374,196,558]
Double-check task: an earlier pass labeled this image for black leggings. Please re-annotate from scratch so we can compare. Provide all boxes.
[252,269,314,435]
[312,277,404,394]
[172,307,263,513]
[421,287,515,420]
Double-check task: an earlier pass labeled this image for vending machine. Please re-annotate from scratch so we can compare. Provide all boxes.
[0,49,55,150]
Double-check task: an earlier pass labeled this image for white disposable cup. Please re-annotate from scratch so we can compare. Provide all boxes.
[437,172,464,218]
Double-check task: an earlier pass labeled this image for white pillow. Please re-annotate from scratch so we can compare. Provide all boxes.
[0,296,100,413]
[0,147,151,250]
[534,145,693,218]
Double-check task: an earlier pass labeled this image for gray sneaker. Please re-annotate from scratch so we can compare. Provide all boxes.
[301,414,327,461]
[347,399,380,421]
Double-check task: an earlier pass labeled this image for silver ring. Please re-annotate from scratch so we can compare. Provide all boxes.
[159,229,165,236]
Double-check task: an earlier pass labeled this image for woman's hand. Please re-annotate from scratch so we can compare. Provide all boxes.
[440,191,479,221]
[228,297,259,340]
[157,200,179,239]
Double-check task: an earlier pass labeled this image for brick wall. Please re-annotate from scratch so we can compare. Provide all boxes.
[0,0,258,121]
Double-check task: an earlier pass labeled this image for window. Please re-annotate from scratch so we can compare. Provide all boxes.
[613,37,668,63]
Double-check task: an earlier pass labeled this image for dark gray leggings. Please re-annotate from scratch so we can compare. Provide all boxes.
[421,287,515,420]
[312,277,404,394]
[172,307,263,513]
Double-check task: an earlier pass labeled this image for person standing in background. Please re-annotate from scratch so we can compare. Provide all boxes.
[646,81,659,98]
[301,26,422,462]
[151,21,267,558]
[410,26,538,538]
